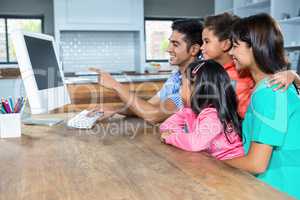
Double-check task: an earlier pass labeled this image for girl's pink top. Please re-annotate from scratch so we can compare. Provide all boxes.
[160,107,244,160]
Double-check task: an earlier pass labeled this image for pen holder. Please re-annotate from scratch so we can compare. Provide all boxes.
[0,113,21,138]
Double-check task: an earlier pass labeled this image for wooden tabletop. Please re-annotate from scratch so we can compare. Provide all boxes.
[0,114,292,200]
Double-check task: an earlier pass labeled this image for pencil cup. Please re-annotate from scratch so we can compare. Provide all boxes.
[0,113,21,138]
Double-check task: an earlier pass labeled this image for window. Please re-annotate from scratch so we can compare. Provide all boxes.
[0,15,43,64]
[0,19,6,62]
[145,18,203,62]
[145,18,175,62]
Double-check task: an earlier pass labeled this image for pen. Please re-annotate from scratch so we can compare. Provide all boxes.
[16,97,23,113]
[4,100,12,113]
[9,96,14,112]
[19,97,26,113]
[0,102,6,114]
[1,98,7,113]
[14,97,21,113]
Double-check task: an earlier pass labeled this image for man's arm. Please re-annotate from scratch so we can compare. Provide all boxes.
[89,68,178,123]
[116,94,162,117]
[115,84,178,124]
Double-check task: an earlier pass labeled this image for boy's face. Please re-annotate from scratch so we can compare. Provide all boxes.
[167,31,196,68]
[201,28,229,62]
[229,40,255,71]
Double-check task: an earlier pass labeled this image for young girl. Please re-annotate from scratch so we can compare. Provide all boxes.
[160,60,244,160]
[226,13,300,199]
[201,12,300,118]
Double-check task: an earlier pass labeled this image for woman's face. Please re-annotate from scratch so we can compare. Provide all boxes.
[229,40,255,71]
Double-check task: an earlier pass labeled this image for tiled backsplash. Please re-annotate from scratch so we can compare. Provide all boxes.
[60,31,138,73]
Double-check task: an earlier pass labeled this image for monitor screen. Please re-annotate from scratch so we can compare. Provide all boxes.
[24,35,63,90]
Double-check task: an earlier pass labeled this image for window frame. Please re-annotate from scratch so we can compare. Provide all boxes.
[0,15,44,64]
[144,17,182,63]
[144,17,203,63]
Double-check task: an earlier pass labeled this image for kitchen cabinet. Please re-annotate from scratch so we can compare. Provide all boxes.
[215,0,300,72]
[54,0,143,31]
[215,0,300,49]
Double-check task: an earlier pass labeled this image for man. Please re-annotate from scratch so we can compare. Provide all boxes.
[90,19,203,124]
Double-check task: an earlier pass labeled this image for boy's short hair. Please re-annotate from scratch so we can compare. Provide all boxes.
[171,19,203,55]
[204,12,239,41]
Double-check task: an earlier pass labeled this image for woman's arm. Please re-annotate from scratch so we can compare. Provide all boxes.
[223,142,273,174]
[268,70,300,91]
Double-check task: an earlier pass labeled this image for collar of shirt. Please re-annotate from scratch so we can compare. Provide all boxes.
[223,60,235,70]
[173,70,182,83]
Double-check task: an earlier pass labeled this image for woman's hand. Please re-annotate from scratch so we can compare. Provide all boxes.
[267,70,297,92]
[89,67,121,90]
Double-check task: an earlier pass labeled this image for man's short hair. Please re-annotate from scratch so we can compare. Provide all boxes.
[171,19,203,56]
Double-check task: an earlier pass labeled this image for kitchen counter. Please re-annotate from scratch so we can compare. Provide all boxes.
[0,67,173,82]
[0,73,172,83]
[64,73,171,84]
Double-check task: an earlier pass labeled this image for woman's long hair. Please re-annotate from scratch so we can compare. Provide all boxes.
[231,13,288,74]
[231,13,299,93]
[187,60,242,141]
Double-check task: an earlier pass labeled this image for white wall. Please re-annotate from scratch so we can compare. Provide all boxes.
[144,0,214,18]
[0,0,54,35]
[0,0,214,36]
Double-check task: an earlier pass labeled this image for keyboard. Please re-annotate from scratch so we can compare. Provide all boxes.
[67,109,104,129]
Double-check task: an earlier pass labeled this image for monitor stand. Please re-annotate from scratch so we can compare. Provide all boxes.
[21,101,63,126]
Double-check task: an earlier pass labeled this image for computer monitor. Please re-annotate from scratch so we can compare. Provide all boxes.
[12,31,70,125]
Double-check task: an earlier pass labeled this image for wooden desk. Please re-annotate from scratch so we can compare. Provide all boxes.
[0,114,291,200]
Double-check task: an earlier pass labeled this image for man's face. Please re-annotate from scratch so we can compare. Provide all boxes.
[166,31,194,68]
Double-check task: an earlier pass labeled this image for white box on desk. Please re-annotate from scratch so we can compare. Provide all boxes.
[0,113,21,138]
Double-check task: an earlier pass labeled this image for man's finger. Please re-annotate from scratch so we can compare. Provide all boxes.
[86,109,97,117]
[86,108,103,117]
[88,67,101,74]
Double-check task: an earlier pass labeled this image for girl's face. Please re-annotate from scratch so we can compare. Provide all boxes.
[229,40,255,71]
[201,28,231,62]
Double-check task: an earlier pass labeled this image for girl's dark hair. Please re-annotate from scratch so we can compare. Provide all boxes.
[231,13,288,73]
[187,60,242,141]
[204,12,240,51]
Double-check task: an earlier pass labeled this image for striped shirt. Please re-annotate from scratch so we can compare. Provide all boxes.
[157,70,183,108]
